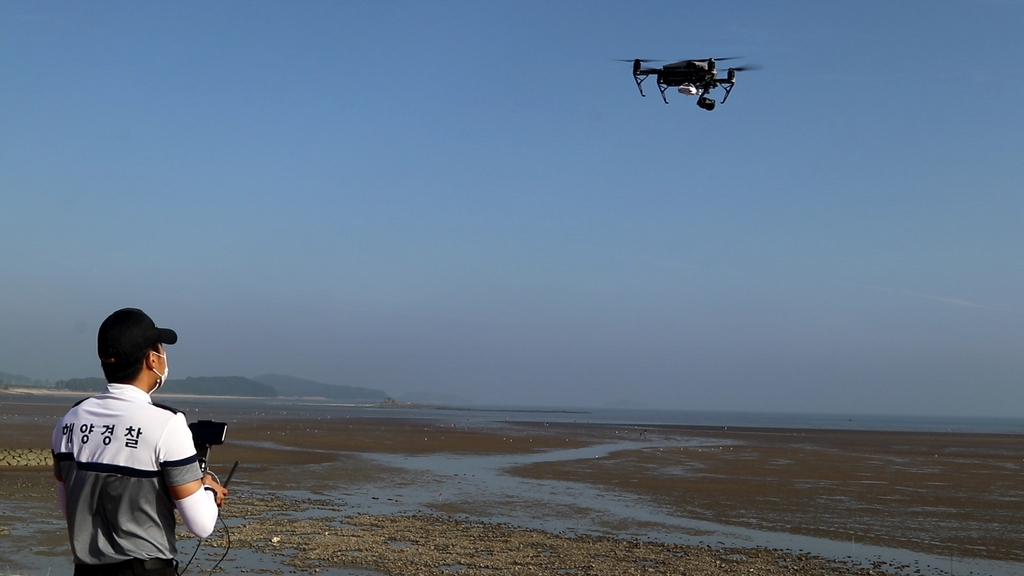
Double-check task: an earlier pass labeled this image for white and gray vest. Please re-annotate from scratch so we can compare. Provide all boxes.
[51,384,203,564]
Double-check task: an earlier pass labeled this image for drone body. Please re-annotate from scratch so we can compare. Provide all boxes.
[624,57,759,110]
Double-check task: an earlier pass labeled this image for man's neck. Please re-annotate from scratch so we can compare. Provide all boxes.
[125,377,158,395]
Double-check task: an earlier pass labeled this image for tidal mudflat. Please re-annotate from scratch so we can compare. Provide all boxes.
[3,392,1023,575]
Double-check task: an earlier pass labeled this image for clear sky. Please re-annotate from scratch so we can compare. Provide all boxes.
[2,2,1022,416]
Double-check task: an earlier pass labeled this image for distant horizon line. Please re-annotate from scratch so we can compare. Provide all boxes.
[4,380,1023,425]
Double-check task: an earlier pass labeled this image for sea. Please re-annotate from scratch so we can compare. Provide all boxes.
[207,396,1024,435]
[8,390,1024,435]
[404,404,1024,434]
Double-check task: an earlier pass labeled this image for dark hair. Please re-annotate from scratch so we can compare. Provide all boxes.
[100,343,161,384]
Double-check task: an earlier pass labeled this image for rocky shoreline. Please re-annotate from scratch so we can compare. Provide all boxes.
[0,448,52,467]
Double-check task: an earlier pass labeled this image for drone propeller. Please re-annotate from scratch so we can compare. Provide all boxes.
[613,58,662,63]
[683,56,744,63]
[728,64,762,72]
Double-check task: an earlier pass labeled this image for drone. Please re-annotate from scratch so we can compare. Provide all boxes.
[620,57,760,110]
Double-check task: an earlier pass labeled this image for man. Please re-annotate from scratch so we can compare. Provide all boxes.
[52,308,228,576]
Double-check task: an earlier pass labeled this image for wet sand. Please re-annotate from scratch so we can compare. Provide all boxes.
[511,425,1024,563]
[3,393,1023,575]
[215,500,891,576]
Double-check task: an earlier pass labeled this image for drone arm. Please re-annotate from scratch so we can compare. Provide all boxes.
[719,68,740,103]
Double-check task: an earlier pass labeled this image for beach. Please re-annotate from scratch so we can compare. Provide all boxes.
[2,391,1023,575]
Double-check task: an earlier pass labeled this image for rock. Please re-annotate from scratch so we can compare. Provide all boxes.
[0,448,53,467]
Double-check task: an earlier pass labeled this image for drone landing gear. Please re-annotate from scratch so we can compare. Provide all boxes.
[720,81,735,103]
[657,81,670,104]
[633,73,649,98]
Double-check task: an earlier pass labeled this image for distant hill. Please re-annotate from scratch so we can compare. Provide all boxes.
[0,371,46,387]
[253,374,388,401]
[55,377,107,392]
[3,371,384,400]
[48,376,277,397]
[164,376,277,397]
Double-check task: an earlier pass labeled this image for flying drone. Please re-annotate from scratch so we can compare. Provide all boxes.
[619,57,760,110]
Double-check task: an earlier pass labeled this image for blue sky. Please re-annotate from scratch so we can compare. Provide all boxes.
[2,2,1022,415]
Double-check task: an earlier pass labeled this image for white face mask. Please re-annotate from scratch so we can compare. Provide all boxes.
[151,351,169,392]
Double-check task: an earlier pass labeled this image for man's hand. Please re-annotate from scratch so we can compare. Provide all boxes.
[202,473,228,507]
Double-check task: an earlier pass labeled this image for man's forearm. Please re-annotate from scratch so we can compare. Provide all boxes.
[174,487,219,538]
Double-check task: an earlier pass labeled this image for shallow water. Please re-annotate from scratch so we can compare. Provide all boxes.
[174,431,1024,576]
[333,438,1024,576]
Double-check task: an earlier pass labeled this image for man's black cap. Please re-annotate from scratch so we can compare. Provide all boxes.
[97,308,177,366]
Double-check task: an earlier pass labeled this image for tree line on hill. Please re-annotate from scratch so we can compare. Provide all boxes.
[0,370,49,388]
[51,376,281,396]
